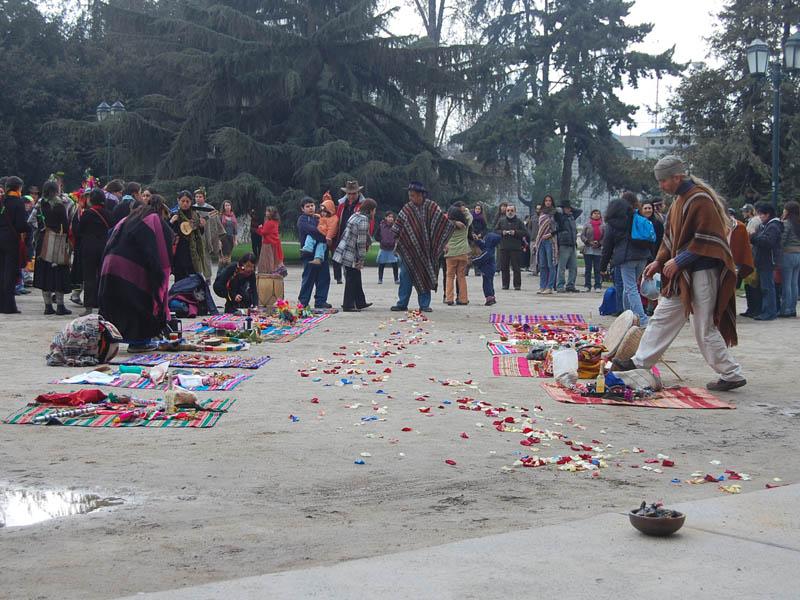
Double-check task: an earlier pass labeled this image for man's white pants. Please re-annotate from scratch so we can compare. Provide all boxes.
[632,268,744,382]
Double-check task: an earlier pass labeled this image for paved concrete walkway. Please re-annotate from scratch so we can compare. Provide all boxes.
[119,485,799,599]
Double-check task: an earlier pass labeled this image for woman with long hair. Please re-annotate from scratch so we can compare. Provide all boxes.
[780,200,800,317]
[219,199,238,268]
[170,190,206,282]
[534,194,558,294]
[32,180,73,315]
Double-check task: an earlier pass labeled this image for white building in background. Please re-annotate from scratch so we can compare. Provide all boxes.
[616,128,679,160]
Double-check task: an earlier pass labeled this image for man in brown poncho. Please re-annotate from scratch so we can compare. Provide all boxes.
[613,156,746,392]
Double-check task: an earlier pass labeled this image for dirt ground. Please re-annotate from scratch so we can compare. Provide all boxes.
[0,268,797,600]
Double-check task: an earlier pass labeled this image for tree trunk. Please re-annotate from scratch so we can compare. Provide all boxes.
[559,128,576,202]
[424,90,437,145]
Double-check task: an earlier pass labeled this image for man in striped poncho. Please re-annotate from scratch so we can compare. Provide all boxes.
[613,156,745,392]
[390,182,455,313]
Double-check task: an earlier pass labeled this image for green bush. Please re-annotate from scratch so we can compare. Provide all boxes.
[232,241,381,265]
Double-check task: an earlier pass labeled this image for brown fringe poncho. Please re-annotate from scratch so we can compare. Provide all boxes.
[657,180,738,347]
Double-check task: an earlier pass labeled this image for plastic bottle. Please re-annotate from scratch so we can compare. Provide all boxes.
[595,371,605,394]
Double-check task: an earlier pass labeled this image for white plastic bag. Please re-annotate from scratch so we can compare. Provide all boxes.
[552,347,579,379]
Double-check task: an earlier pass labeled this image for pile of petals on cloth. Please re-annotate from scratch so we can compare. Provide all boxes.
[52,364,253,392]
[184,306,332,342]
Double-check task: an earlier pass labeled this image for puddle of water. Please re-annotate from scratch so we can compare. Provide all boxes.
[0,487,124,528]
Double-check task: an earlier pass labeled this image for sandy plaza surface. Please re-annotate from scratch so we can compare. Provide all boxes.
[0,267,798,599]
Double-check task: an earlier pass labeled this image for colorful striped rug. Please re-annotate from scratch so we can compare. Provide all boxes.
[492,356,547,377]
[185,313,332,340]
[490,313,586,325]
[487,342,527,355]
[51,373,253,391]
[112,353,270,369]
[3,399,236,428]
[541,384,735,409]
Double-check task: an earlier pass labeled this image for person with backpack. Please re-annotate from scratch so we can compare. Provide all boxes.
[600,191,653,326]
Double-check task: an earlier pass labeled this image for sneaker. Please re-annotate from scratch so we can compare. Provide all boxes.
[390,305,408,311]
[444,301,454,306]
[594,287,603,293]
[456,301,469,305]
[706,378,747,392]
[556,288,565,293]
[55,305,73,316]
[484,297,496,306]
[542,289,553,295]
[536,290,544,295]
[584,288,591,293]
[378,280,383,284]
[314,302,333,309]
[566,287,579,293]
[420,307,433,313]
[611,357,637,372]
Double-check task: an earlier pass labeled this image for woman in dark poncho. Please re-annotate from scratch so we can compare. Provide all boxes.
[77,188,112,316]
[98,196,174,352]
[32,180,73,315]
[213,253,257,313]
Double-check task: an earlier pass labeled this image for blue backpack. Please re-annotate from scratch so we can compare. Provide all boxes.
[599,287,617,316]
[631,212,656,247]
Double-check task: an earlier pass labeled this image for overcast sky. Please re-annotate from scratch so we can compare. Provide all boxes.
[385,0,727,135]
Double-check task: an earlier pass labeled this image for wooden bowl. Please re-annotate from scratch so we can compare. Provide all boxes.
[628,509,686,536]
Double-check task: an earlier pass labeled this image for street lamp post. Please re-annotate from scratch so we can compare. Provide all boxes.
[95,100,126,183]
[746,34,800,209]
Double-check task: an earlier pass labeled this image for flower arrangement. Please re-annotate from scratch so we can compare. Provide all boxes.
[275,300,312,324]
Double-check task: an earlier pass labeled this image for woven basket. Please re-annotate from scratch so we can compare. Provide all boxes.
[603,310,638,358]
[614,326,643,362]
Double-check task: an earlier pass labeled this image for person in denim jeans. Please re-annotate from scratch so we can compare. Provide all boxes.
[780,201,800,317]
[600,191,651,325]
[580,209,604,292]
[750,202,783,321]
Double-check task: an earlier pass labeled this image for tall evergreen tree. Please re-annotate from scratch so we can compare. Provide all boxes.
[457,0,676,201]
[666,0,800,205]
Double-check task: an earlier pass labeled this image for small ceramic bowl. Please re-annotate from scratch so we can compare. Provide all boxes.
[628,509,686,536]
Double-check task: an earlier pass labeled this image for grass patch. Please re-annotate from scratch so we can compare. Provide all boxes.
[232,241,381,265]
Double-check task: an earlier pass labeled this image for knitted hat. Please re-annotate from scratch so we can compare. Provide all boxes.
[653,155,686,181]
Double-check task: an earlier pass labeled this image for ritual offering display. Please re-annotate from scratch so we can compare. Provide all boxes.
[629,501,686,536]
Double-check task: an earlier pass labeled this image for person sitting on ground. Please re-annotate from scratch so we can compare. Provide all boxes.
[613,156,746,392]
[214,253,257,313]
[750,201,783,321]
[301,192,339,265]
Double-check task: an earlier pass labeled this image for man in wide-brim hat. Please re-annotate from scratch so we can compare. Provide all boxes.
[332,180,368,286]
[390,181,455,312]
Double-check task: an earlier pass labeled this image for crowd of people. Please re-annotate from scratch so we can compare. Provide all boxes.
[1,156,798,375]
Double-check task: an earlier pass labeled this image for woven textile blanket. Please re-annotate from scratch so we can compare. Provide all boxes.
[112,353,270,369]
[541,384,735,409]
[490,313,586,325]
[3,399,236,427]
